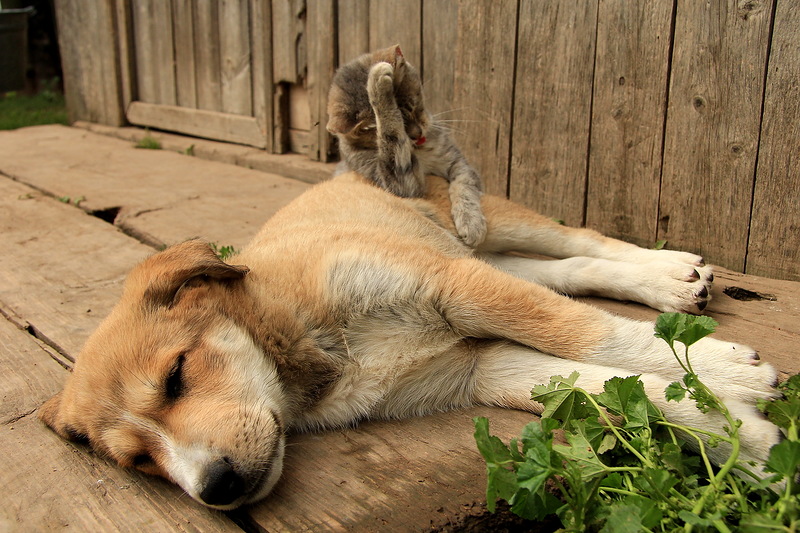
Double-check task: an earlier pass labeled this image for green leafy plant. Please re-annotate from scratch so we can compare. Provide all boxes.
[135,130,162,150]
[475,313,799,532]
[209,242,238,261]
[57,195,86,207]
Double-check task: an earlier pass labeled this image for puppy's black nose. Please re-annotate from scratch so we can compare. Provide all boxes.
[199,459,245,507]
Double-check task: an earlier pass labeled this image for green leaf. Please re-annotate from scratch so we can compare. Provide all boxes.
[633,467,679,500]
[760,394,800,432]
[654,313,718,349]
[600,503,647,533]
[678,510,713,527]
[508,488,559,521]
[665,381,687,402]
[531,372,595,428]
[765,439,800,479]
[675,315,718,347]
[474,417,513,465]
[553,429,608,481]
[596,375,659,429]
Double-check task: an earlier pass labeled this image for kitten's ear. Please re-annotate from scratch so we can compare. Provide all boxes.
[373,44,405,70]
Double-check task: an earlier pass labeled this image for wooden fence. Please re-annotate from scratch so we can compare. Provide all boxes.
[55,0,800,281]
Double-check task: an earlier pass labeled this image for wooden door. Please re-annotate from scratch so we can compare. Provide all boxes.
[123,0,274,149]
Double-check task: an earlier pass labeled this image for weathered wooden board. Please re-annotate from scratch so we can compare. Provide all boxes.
[172,0,198,109]
[306,0,336,162]
[585,1,673,247]
[747,1,800,281]
[220,0,253,116]
[251,407,536,532]
[658,0,773,271]
[54,0,125,126]
[131,0,177,106]
[0,318,65,424]
[368,0,422,68]
[193,0,223,112]
[127,101,267,148]
[250,0,276,154]
[509,0,598,223]
[2,408,237,532]
[0,178,151,357]
[271,0,306,84]
[0,126,308,249]
[421,0,458,122]
[337,0,369,64]
[450,0,517,197]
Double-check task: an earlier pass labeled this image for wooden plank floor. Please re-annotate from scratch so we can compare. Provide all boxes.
[1,125,798,532]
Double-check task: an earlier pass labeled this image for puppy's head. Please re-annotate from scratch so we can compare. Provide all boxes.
[39,240,286,509]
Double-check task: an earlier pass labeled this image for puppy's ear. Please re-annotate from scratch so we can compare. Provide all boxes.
[128,240,249,308]
[39,391,86,442]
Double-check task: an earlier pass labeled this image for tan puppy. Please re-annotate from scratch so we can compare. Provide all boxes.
[40,173,779,510]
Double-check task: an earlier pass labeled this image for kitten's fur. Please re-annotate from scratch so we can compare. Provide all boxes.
[327,45,487,246]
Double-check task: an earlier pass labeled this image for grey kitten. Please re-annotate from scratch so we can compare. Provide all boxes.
[326,45,487,246]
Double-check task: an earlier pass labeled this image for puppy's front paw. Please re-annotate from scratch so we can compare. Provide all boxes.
[643,262,714,314]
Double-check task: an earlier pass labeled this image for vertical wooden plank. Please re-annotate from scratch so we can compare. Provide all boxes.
[450,0,518,197]
[368,0,421,68]
[219,0,253,115]
[194,0,223,111]
[172,0,197,108]
[421,0,457,116]
[251,0,275,151]
[272,0,307,83]
[114,0,136,116]
[54,0,126,125]
[306,0,336,161]
[658,0,772,271]
[747,1,800,281]
[338,0,369,64]
[509,0,598,222]
[131,0,177,105]
[585,0,673,247]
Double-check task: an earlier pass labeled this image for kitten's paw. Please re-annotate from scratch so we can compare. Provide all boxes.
[454,210,488,247]
[368,62,395,105]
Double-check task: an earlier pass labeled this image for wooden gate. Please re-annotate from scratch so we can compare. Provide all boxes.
[121,0,273,149]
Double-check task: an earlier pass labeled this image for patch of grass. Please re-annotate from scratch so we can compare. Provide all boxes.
[0,84,68,130]
[135,132,163,150]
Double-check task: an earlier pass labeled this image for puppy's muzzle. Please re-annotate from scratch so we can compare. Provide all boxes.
[199,458,246,507]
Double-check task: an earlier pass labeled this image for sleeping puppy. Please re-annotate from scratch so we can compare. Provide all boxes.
[40,173,779,510]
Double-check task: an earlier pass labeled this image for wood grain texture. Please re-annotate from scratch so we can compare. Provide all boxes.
[171,0,198,108]
[368,0,422,67]
[249,407,536,532]
[338,0,370,64]
[128,101,267,148]
[271,0,306,83]
[658,0,773,271]
[132,0,177,106]
[250,0,275,152]
[747,1,800,281]
[450,0,518,197]
[306,0,336,161]
[220,0,254,116]
[421,0,458,118]
[585,0,673,247]
[193,0,223,111]
[509,0,598,225]
[53,0,126,125]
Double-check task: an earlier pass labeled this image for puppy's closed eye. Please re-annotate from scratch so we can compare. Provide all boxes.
[165,354,186,401]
